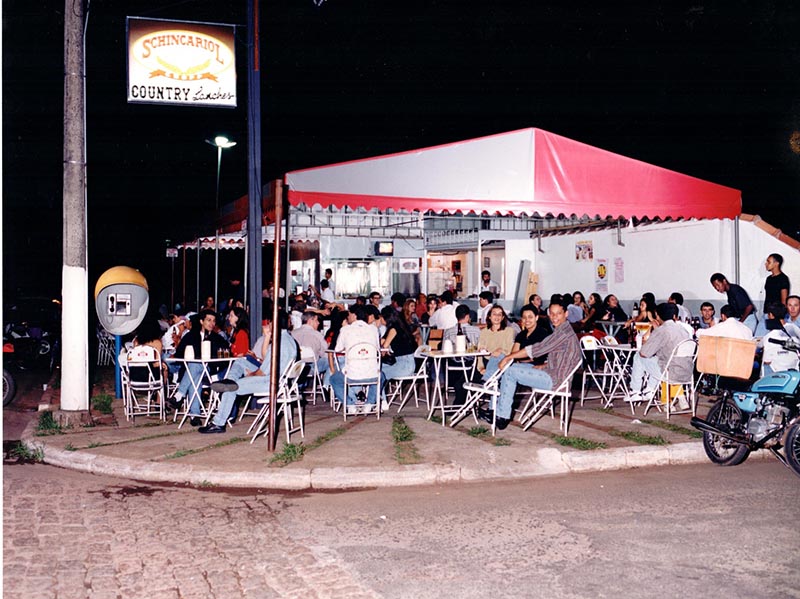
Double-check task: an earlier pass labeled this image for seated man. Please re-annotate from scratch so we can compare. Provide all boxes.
[698,302,718,329]
[696,305,753,340]
[330,304,382,413]
[479,299,580,430]
[168,309,229,425]
[443,304,482,406]
[201,307,298,434]
[626,303,692,408]
[668,292,692,321]
[785,295,800,327]
[761,303,799,374]
[475,291,494,327]
[291,311,330,383]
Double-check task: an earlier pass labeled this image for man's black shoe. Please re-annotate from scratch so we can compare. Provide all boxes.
[166,397,182,410]
[211,379,239,393]
[198,423,226,434]
[477,408,494,424]
[189,416,203,427]
[495,416,511,431]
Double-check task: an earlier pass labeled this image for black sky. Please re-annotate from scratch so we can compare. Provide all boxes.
[4,0,800,304]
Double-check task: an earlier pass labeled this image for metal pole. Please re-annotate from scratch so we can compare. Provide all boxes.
[196,237,201,310]
[268,182,283,452]
[215,145,222,307]
[170,256,175,311]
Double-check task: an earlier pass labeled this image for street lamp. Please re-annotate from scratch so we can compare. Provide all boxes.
[205,135,236,309]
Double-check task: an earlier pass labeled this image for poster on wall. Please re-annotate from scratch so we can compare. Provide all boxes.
[575,241,593,261]
[595,258,608,294]
[614,257,625,284]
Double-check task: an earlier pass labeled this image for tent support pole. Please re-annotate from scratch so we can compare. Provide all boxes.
[196,237,201,310]
[734,216,740,283]
[537,231,544,253]
[283,189,291,312]
[617,220,626,247]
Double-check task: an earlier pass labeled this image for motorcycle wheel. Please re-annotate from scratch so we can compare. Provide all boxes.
[702,399,751,466]
[784,421,800,477]
[3,368,17,407]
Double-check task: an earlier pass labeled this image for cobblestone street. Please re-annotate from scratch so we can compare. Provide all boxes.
[3,463,377,599]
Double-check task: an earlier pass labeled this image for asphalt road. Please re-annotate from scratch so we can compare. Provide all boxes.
[3,457,798,598]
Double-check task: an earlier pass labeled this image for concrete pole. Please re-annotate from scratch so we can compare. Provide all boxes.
[61,0,89,413]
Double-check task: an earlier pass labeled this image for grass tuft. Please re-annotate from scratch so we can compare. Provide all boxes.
[552,435,607,450]
[641,419,703,438]
[10,443,45,462]
[64,443,77,452]
[467,425,491,437]
[493,437,512,446]
[391,417,416,443]
[35,411,64,436]
[392,416,421,464]
[270,443,306,466]
[609,429,669,445]
[91,393,114,415]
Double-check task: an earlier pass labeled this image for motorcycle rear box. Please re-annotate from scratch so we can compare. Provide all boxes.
[697,336,756,379]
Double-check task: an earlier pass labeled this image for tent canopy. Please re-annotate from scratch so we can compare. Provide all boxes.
[285,128,741,220]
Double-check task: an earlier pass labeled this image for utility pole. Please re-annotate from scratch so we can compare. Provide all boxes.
[60,0,90,415]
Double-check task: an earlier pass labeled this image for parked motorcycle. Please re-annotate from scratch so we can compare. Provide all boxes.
[3,342,17,406]
[691,336,800,478]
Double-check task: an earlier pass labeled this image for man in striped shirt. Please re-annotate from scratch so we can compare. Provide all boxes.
[479,298,581,430]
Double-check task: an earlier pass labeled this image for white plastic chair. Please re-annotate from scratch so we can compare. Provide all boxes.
[249,360,306,444]
[449,359,512,436]
[518,361,582,436]
[644,338,698,419]
[123,345,165,421]
[342,342,382,421]
[388,345,430,413]
[97,328,116,366]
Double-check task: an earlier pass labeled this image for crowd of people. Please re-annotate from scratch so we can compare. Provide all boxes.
[125,250,796,433]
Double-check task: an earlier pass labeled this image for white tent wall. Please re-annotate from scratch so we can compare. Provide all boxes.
[737,219,800,312]
[527,219,735,313]
[524,218,799,315]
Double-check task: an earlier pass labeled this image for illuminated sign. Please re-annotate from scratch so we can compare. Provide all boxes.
[127,17,237,108]
[374,242,394,256]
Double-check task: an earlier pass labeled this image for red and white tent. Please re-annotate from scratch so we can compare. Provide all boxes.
[285,127,741,220]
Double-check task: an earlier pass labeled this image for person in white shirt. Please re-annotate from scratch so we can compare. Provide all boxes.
[429,290,459,331]
[761,303,799,373]
[785,295,800,327]
[330,305,382,412]
[669,292,692,321]
[319,279,335,303]
[475,291,494,327]
[696,305,753,340]
[291,311,330,380]
[323,268,335,295]
[473,270,500,297]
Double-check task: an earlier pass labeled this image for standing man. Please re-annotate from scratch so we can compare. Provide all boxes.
[324,268,335,295]
[473,270,500,297]
[764,253,790,307]
[319,279,335,303]
[479,299,580,430]
[710,273,758,334]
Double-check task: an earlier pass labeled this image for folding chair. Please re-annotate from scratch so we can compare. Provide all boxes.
[388,345,431,413]
[449,359,511,436]
[123,345,166,421]
[579,336,615,407]
[644,338,698,419]
[249,360,306,444]
[518,361,582,436]
[299,345,326,405]
[342,342,382,421]
[97,328,116,366]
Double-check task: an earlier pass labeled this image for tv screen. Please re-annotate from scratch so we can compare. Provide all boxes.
[374,241,394,256]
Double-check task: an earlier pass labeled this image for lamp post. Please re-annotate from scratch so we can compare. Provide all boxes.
[205,135,236,308]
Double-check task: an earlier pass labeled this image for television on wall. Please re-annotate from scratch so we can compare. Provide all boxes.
[374,241,394,256]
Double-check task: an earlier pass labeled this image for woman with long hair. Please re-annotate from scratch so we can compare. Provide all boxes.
[601,294,628,322]
[380,305,418,386]
[226,306,250,357]
[580,292,606,331]
[477,304,516,373]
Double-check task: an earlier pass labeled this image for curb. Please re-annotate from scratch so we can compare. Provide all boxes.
[24,420,743,490]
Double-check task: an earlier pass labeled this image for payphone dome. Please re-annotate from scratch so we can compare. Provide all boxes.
[94,266,149,336]
[94,266,148,299]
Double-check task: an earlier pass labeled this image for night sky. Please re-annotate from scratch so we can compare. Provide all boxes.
[4,0,799,306]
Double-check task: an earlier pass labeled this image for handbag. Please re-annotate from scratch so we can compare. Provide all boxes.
[382,352,397,366]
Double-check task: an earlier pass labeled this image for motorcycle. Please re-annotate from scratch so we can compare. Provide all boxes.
[691,336,800,478]
[3,342,17,407]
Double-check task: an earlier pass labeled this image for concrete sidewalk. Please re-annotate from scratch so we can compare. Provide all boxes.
[22,376,762,490]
